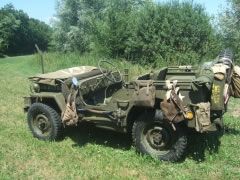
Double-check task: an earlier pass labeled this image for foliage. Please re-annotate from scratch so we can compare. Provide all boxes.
[0,4,52,56]
[51,0,94,52]
[52,0,221,65]
[0,5,20,56]
[92,0,144,58]
[125,2,220,65]
[219,0,240,62]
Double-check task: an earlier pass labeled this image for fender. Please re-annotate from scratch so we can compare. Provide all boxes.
[24,92,66,112]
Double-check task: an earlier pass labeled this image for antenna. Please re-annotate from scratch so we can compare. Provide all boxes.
[35,44,45,74]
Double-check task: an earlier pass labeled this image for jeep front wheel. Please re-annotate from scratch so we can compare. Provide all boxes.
[27,103,63,141]
[132,115,187,162]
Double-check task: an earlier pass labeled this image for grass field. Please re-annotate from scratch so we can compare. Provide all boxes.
[0,54,240,179]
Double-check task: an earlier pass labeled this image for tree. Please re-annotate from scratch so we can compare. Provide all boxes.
[92,0,145,57]
[125,1,221,65]
[52,0,147,55]
[0,4,52,56]
[0,4,20,56]
[52,0,92,52]
[219,0,240,62]
[52,0,220,65]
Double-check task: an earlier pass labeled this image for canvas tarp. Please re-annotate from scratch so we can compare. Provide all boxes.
[29,66,98,85]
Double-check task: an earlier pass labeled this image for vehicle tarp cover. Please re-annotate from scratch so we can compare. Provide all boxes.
[29,66,98,85]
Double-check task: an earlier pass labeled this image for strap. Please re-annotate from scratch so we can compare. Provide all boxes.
[170,88,187,118]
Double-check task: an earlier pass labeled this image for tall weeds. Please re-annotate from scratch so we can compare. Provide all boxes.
[34,52,149,78]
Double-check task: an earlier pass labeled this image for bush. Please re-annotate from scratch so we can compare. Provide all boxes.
[52,0,221,65]
[219,0,240,63]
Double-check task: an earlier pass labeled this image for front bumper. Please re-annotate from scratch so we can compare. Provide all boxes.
[23,96,31,112]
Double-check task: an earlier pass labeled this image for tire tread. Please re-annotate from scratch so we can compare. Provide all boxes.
[132,114,187,162]
[27,103,63,141]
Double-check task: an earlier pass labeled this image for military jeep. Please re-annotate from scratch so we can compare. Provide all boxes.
[24,50,239,162]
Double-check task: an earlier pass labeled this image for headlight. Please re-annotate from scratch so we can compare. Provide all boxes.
[31,83,40,93]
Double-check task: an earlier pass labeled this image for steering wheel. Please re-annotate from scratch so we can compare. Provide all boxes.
[98,60,122,83]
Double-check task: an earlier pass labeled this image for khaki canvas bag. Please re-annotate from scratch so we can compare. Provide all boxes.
[230,66,240,98]
[132,80,156,107]
[195,102,211,132]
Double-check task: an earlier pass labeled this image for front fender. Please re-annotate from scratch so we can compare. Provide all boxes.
[24,92,66,112]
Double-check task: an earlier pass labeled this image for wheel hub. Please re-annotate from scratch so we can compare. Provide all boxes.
[146,126,170,150]
[34,114,51,134]
[152,130,163,144]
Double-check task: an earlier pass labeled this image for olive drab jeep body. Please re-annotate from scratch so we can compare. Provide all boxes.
[24,50,240,162]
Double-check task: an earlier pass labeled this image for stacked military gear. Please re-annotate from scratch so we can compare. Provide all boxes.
[230,66,240,98]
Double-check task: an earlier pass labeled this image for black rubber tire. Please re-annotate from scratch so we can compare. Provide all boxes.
[132,114,187,162]
[27,103,63,141]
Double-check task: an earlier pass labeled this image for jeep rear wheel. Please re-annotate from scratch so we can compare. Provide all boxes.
[27,103,63,141]
[132,114,187,162]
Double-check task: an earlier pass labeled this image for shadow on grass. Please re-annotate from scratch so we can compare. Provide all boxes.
[64,123,132,150]
[224,125,240,135]
[64,123,240,162]
[186,130,223,162]
[186,125,240,162]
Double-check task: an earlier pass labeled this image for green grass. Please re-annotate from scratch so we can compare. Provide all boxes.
[0,54,240,179]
